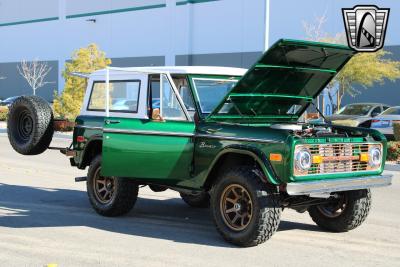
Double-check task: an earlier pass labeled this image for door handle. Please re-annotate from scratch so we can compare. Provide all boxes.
[105,120,121,125]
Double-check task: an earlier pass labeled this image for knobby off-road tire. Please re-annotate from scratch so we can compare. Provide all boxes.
[7,96,54,155]
[211,166,281,247]
[87,155,139,217]
[180,192,210,208]
[308,189,371,232]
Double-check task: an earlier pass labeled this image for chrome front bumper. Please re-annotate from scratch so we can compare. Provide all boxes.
[286,174,393,196]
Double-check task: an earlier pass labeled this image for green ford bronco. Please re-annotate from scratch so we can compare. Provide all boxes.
[7,39,392,247]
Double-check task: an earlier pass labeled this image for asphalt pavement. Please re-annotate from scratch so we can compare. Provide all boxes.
[0,133,399,267]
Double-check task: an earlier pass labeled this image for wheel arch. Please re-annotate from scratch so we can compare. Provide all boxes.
[202,145,280,191]
[80,136,103,169]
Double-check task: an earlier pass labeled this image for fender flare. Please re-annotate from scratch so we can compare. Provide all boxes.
[204,145,281,185]
[79,135,103,168]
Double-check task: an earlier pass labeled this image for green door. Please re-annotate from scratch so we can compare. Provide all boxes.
[101,74,195,185]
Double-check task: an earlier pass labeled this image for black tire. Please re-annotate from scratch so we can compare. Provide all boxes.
[87,155,139,217]
[308,189,371,232]
[211,166,281,247]
[180,192,210,208]
[7,96,54,155]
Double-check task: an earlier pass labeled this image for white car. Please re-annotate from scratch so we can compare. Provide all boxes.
[371,106,400,140]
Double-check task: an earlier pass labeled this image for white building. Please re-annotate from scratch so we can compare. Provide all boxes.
[0,0,270,100]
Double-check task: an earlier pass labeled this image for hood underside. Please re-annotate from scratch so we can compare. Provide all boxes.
[207,39,356,123]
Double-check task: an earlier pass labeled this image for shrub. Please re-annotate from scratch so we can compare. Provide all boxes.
[53,43,111,120]
[0,106,8,121]
[53,119,75,132]
[387,141,400,161]
[393,122,400,141]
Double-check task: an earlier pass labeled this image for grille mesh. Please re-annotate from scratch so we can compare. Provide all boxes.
[297,143,371,176]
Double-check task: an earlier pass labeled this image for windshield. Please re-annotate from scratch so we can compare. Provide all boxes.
[337,104,373,116]
[192,77,238,113]
[381,107,400,115]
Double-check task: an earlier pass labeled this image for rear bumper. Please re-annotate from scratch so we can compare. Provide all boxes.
[286,174,393,196]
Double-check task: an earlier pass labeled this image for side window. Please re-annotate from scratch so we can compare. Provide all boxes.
[161,74,187,121]
[171,75,195,111]
[383,106,390,111]
[371,106,381,116]
[88,80,140,113]
[88,82,106,110]
[150,80,160,109]
[171,75,196,120]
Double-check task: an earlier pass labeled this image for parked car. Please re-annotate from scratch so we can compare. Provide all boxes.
[327,103,390,127]
[0,96,19,107]
[5,39,392,247]
[371,106,400,140]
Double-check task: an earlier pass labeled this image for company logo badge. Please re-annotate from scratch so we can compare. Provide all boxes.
[342,5,390,52]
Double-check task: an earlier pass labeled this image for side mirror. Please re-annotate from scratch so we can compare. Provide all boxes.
[151,108,165,122]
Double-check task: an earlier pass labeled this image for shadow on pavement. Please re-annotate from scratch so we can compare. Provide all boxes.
[0,183,321,247]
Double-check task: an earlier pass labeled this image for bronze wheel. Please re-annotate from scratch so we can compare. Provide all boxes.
[87,155,139,217]
[211,166,281,247]
[317,194,348,218]
[92,167,117,204]
[220,184,253,231]
[309,189,371,232]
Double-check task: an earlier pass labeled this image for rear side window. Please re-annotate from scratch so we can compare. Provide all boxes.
[88,80,141,113]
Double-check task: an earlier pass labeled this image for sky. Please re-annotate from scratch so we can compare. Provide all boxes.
[269,0,400,46]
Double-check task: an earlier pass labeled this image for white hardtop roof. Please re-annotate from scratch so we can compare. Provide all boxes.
[92,66,248,77]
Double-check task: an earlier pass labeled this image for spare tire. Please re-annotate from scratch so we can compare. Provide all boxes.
[7,96,54,155]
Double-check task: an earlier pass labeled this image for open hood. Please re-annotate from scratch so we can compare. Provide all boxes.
[206,39,356,123]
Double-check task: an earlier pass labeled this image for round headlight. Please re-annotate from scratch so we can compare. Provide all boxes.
[295,149,312,170]
[369,147,382,167]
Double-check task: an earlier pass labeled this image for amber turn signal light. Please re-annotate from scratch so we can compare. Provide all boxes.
[359,153,369,162]
[270,153,282,162]
[312,155,323,164]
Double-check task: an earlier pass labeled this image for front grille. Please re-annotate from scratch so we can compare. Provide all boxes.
[294,143,376,176]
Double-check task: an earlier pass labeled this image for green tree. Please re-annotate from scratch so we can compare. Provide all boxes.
[54,44,111,120]
[334,50,400,108]
[303,16,400,110]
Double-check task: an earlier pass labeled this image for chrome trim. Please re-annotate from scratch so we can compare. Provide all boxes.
[75,125,104,131]
[196,134,283,144]
[294,143,383,177]
[286,174,393,196]
[104,128,195,138]
[79,126,283,143]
